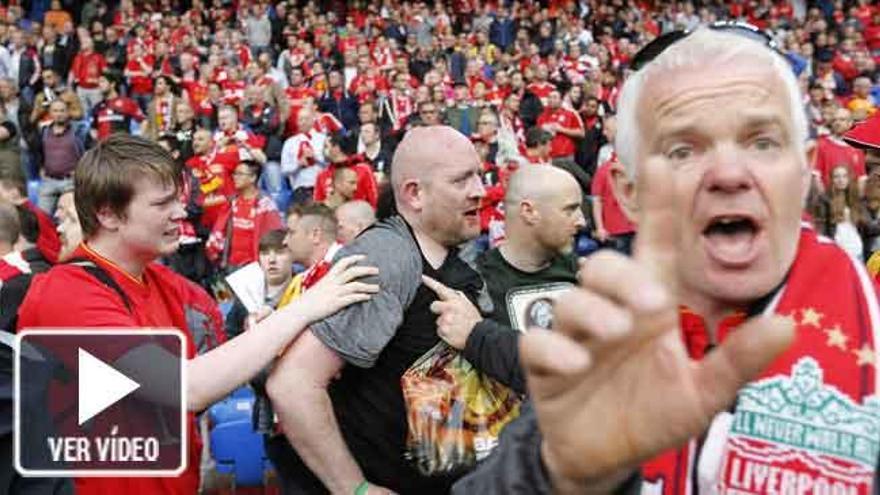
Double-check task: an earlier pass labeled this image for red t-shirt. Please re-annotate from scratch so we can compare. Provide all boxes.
[70,51,107,89]
[814,135,867,188]
[591,157,635,236]
[526,81,555,100]
[228,196,257,267]
[17,244,201,495]
[313,160,379,208]
[26,201,61,264]
[126,56,155,96]
[537,107,584,158]
[185,154,232,229]
[92,97,145,141]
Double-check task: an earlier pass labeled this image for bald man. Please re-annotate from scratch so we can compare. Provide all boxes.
[335,200,376,244]
[266,126,486,494]
[424,165,586,394]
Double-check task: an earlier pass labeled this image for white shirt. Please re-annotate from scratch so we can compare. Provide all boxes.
[280,129,326,190]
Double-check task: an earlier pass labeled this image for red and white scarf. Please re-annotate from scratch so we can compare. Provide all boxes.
[642,226,880,494]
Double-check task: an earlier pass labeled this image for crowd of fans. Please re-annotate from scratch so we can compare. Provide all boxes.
[0,0,875,273]
[0,0,880,492]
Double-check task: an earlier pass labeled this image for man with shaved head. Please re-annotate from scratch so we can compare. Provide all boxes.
[335,200,376,244]
[266,126,486,494]
[423,165,586,394]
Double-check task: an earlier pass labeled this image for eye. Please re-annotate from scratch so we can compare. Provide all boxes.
[752,137,779,151]
[667,145,693,162]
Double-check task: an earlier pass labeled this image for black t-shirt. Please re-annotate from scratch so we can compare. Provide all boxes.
[304,216,483,493]
[477,248,579,331]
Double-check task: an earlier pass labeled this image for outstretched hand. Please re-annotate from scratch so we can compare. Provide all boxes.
[521,157,795,489]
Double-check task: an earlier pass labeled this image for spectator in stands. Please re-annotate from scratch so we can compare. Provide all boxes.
[360,121,392,179]
[53,186,79,260]
[538,88,585,162]
[814,107,866,189]
[205,160,283,271]
[444,80,479,135]
[90,72,144,142]
[335,200,376,244]
[30,67,83,128]
[281,106,326,204]
[68,35,106,114]
[0,164,60,264]
[142,75,181,141]
[35,99,86,215]
[314,131,378,209]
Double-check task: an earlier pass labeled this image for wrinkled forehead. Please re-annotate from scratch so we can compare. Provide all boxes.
[637,64,793,144]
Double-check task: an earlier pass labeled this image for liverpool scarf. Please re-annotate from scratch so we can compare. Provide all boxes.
[642,226,880,494]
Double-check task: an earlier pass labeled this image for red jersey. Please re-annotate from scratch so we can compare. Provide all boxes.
[814,135,867,188]
[591,156,635,236]
[184,153,235,229]
[25,201,61,264]
[205,195,283,267]
[126,56,155,95]
[313,158,379,208]
[69,51,107,89]
[91,97,145,141]
[17,243,202,495]
[537,107,584,158]
[526,81,555,100]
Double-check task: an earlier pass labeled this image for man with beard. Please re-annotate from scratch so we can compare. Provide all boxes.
[90,72,144,141]
[266,126,486,494]
[423,164,586,394]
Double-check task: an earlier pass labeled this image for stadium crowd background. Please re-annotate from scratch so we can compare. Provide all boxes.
[0,0,877,271]
[1,0,880,491]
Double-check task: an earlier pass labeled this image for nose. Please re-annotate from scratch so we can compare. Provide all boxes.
[170,198,187,221]
[573,207,587,230]
[703,144,754,194]
[468,174,486,199]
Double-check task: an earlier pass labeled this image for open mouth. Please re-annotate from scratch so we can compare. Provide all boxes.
[463,208,479,221]
[701,215,762,268]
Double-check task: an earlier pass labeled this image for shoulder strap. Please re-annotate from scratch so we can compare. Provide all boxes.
[65,257,133,314]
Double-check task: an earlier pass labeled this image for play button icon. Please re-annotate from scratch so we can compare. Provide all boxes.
[15,329,186,476]
[77,348,141,425]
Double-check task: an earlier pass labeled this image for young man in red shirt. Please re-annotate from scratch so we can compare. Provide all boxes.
[205,160,284,271]
[17,134,378,495]
[536,89,585,161]
[91,73,144,142]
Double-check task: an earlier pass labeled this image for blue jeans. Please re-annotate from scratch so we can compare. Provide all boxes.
[37,175,73,216]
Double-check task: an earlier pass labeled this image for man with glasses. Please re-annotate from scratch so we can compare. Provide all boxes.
[452,26,879,494]
[205,160,283,272]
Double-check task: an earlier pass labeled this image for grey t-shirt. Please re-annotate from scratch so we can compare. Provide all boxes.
[309,215,423,368]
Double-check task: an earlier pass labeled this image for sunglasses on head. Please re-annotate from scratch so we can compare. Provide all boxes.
[629,21,780,72]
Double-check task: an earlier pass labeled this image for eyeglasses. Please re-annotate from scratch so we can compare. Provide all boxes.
[629,21,779,72]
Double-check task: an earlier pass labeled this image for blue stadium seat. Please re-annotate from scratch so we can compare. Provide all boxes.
[209,387,273,487]
[210,420,267,486]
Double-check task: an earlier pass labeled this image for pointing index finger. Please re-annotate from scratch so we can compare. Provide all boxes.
[633,155,681,294]
[421,275,455,301]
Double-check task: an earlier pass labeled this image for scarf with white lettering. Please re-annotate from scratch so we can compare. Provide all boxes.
[642,226,880,494]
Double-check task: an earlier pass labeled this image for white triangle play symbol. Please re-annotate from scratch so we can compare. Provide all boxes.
[78,348,141,425]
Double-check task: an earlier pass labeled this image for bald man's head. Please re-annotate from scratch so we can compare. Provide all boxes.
[389,126,485,246]
[505,165,586,255]
[336,200,376,244]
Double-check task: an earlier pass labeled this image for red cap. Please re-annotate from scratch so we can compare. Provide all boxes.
[844,113,880,151]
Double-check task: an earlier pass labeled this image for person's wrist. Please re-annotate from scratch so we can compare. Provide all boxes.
[540,440,633,495]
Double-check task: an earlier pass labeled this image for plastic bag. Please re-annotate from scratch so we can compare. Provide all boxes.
[401,342,522,476]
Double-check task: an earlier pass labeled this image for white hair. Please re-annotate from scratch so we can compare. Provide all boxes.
[615,28,808,178]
